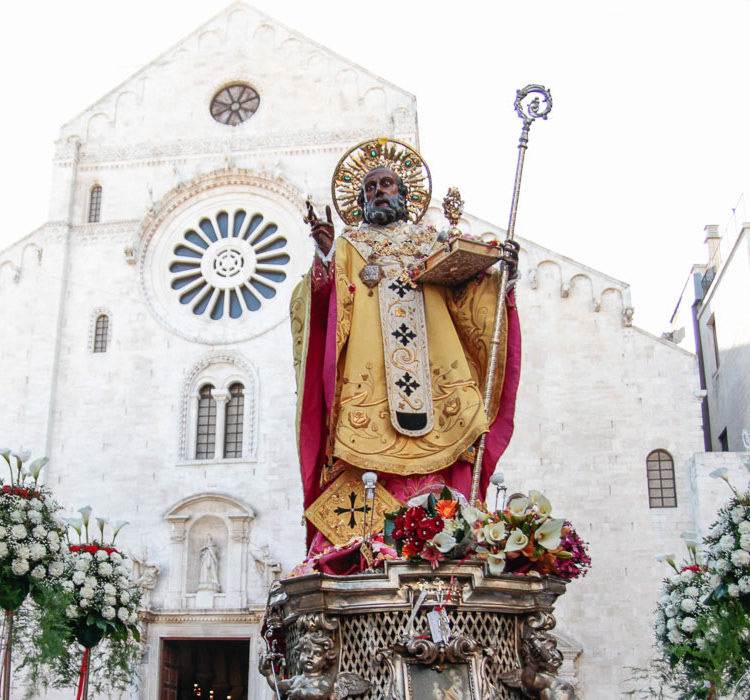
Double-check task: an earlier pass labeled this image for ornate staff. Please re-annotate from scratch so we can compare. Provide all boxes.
[469,84,552,506]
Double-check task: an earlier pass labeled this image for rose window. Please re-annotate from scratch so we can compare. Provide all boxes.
[210,84,260,126]
[169,209,289,320]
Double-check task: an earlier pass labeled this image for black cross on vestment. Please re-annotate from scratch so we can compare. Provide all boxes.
[392,323,417,347]
[395,372,420,397]
[388,279,412,298]
[333,491,371,529]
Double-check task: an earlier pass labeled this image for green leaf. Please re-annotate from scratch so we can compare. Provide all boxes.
[130,626,141,643]
[440,486,452,501]
[384,518,395,539]
[426,493,438,515]
[0,574,29,611]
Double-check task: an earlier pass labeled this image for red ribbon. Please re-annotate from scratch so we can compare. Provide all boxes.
[76,647,90,700]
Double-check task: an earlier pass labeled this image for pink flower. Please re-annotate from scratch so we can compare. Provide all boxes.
[421,545,444,570]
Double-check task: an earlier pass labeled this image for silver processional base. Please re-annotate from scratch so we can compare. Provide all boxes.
[258,560,578,699]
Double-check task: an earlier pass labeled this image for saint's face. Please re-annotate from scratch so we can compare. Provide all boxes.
[362,168,400,207]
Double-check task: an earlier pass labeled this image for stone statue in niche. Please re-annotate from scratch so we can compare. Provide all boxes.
[197,534,221,592]
[132,550,160,608]
[251,543,282,588]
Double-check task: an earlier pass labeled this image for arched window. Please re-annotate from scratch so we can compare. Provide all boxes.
[93,314,109,353]
[647,449,677,508]
[223,383,244,458]
[195,385,217,459]
[88,185,102,223]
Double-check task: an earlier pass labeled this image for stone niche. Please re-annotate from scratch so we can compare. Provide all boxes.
[164,493,255,610]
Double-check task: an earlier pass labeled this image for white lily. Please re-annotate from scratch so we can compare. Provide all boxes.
[535,518,565,550]
[504,528,529,553]
[13,450,31,463]
[655,552,679,573]
[508,497,530,518]
[111,520,130,543]
[483,521,507,545]
[461,505,487,526]
[407,494,431,508]
[709,467,736,494]
[488,551,506,575]
[529,490,552,517]
[427,531,457,553]
[27,457,49,480]
[96,517,110,541]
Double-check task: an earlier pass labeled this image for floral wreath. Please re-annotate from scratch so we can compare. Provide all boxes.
[331,138,432,225]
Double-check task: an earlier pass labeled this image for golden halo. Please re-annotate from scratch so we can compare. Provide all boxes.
[331,138,432,225]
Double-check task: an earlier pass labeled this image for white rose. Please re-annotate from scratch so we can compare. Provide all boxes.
[128,612,138,625]
[668,628,684,644]
[120,591,130,604]
[102,606,116,620]
[681,617,698,633]
[104,595,117,606]
[668,574,682,586]
[0,543,7,557]
[74,558,89,571]
[10,510,23,523]
[110,552,122,564]
[731,550,750,568]
[739,521,750,535]
[655,622,666,635]
[48,541,60,553]
[79,598,91,609]
[47,531,60,543]
[30,565,45,580]
[80,552,93,562]
[708,573,722,589]
[103,583,116,596]
[32,525,47,538]
[11,525,27,539]
[680,598,697,613]
[659,594,671,606]
[728,583,740,597]
[48,560,64,577]
[719,534,736,552]
[732,505,747,523]
[65,605,79,618]
[27,511,42,524]
[666,617,677,630]
[114,565,128,577]
[62,580,75,592]
[80,586,95,599]
[84,576,97,588]
[664,604,677,618]
[740,533,750,552]
[96,550,108,561]
[696,637,707,650]
[0,526,7,539]
[739,576,750,594]
[684,586,700,598]
[98,562,113,576]
[16,545,30,560]
[117,607,129,622]
[72,570,86,585]
[28,498,42,510]
[11,559,29,575]
[715,559,731,574]
[680,570,694,583]
[117,576,129,590]
[29,543,46,561]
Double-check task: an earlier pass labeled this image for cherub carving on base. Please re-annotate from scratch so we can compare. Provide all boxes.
[259,614,370,700]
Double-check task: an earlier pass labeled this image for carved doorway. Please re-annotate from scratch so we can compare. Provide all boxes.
[159,638,249,700]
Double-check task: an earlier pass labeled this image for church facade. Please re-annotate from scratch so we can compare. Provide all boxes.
[0,4,744,698]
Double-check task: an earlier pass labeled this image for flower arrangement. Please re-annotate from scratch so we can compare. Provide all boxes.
[384,486,590,579]
[287,534,397,578]
[0,449,67,611]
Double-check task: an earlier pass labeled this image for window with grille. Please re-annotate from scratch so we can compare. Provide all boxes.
[88,185,102,223]
[647,449,677,508]
[223,383,244,458]
[195,385,217,459]
[93,314,109,353]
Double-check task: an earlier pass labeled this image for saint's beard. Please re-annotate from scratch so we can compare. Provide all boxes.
[363,193,408,225]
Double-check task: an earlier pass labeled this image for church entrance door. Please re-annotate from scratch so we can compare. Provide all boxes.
[159,638,249,700]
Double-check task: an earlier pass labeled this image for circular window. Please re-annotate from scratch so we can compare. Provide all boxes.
[169,210,289,320]
[210,84,260,126]
[139,175,308,344]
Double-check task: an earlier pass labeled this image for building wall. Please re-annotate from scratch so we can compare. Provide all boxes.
[696,226,750,451]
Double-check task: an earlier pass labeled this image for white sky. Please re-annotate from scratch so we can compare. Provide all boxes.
[2,0,749,336]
